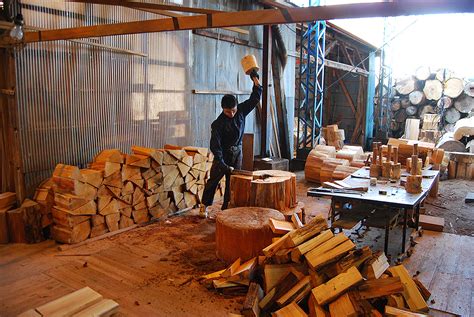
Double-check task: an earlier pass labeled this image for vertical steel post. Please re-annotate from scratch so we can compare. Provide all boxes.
[261,25,271,157]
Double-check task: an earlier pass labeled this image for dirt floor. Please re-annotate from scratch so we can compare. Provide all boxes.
[1,172,473,316]
[424,179,474,236]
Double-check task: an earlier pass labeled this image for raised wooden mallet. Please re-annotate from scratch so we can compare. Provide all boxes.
[241,54,261,86]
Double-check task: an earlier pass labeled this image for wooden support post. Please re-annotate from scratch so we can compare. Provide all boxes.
[0,48,25,203]
[261,25,271,157]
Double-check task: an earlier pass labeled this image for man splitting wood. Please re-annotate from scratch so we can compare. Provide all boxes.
[200,70,262,218]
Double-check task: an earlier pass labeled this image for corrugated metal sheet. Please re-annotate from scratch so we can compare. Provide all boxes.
[14,1,295,195]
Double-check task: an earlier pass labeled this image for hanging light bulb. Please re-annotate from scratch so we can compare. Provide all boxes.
[9,13,24,41]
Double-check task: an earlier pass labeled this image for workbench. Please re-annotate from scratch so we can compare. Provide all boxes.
[307,167,440,256]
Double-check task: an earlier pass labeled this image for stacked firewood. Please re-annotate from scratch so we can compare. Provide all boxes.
[201,215,432,316]
[35,145,221,244]
[305,145,367,183]
[390,67,474,142]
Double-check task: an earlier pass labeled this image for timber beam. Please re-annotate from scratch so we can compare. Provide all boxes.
[2,1,473,44]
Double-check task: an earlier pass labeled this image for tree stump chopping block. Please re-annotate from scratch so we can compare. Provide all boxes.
[216,207,284,263]
[230,170,297,211]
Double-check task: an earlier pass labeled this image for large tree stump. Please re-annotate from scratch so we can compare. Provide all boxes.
[216,207,284,263]
[230,170,304,221]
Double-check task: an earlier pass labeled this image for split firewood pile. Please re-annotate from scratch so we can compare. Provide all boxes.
[29,145,222,244]
[304,144,367,184]
[390,67,474,144]
[200,215,432,316]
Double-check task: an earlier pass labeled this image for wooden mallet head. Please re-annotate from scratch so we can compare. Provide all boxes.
[241,54,260,86]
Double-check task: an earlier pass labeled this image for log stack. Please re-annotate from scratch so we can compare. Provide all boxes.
[35,145,221,244]
[202,214,432,316]
[390,69,474,146]
[305,145,366,183]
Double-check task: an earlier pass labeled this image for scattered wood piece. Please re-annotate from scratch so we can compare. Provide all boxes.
[272,302,307,317]
[269,218,295,235]
[388,265,428,312]
[419,214,444,232]
[242,282,264,317]
[385,306,429,317]
[363,251,390,279]
[312,266,363,305]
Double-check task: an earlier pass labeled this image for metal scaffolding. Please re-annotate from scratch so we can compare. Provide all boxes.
[296,0,326,160]
[375,17,395,141]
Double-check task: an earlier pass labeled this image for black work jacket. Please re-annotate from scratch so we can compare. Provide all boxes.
[210,84,263,170]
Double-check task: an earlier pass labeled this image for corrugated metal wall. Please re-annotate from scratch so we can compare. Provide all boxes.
[14,1,296,195]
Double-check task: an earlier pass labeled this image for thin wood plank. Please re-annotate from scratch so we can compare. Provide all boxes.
[36,287,103,317]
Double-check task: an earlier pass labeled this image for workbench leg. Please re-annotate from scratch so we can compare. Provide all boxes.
[402,208,408,253]
[414,203,420,229]
[384,217,390,255]
[330,200,336,227]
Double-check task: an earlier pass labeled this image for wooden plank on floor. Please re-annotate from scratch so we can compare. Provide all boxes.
[36,287,103,316]
[428,271,451,312]
[446,274,472,317]
[436,234,462,275]
[455,235,474,279]
[0,273,74,316]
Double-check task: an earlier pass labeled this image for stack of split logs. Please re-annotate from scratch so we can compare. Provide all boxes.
[322,125,345,150]
[305,145,367,183]
[0,192,45,244]
[202,215,432,316]
[33,145,220,244]
[390,67,474,143]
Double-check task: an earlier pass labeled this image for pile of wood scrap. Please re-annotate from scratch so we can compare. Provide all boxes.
[18,287,119,316]
[201,215,433,316]
[1,192,45,244]
[35,145,222,244]
[322,125,345,150]
[390,68,474,140]
[305,145,367,183]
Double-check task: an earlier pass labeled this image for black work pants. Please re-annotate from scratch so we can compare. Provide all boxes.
[201,147,242,209]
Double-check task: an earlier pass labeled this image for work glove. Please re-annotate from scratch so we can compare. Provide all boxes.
[250,69,259,81]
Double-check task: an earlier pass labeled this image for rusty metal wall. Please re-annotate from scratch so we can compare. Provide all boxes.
[14,1,295,195]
